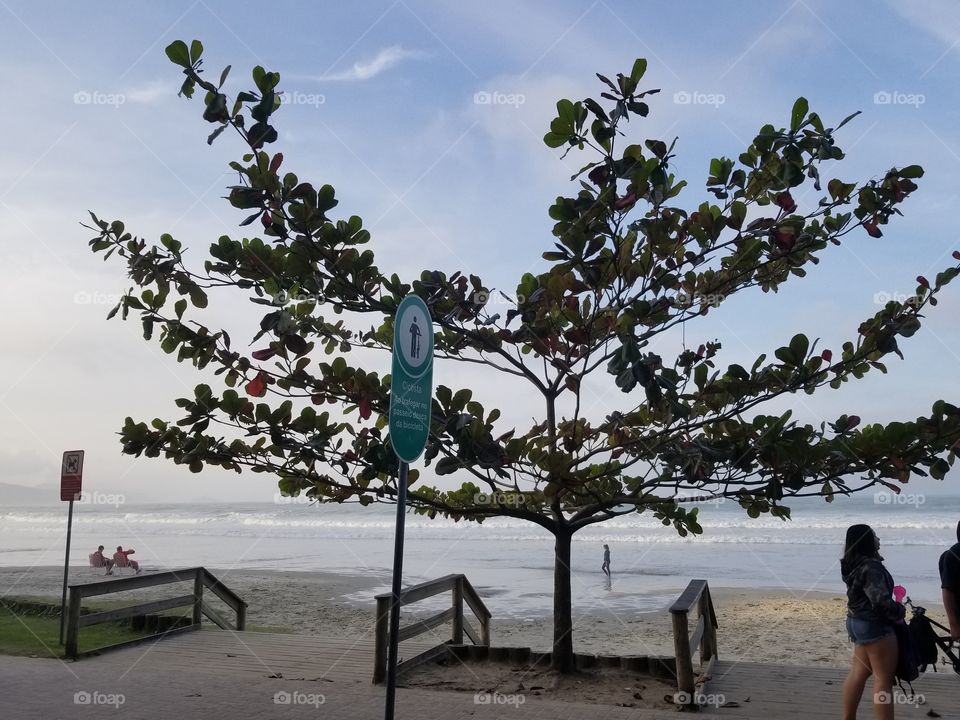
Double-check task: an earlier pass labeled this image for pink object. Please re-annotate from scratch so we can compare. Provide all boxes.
[893,584,907,603]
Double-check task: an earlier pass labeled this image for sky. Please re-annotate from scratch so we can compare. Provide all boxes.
[0,0,958,503]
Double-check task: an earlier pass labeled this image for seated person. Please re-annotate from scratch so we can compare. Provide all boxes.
[92,545,114,574]
[113,546,142,574]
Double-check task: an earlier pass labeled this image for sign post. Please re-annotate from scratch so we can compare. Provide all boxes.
[384,296,433,720]
[59,450,84,645]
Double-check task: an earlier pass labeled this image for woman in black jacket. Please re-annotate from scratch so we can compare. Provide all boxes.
[840,524,904,720]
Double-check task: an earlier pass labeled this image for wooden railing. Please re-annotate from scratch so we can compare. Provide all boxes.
[65,567,246,659]
[670,579,718,708]
[372,573,491,683]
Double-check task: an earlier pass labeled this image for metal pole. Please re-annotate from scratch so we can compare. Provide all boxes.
[59,499,74,645]
[384,460,409,720]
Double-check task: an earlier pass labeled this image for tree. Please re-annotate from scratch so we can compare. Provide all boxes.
[87,40,960,673]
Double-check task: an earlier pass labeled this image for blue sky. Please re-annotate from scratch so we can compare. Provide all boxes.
[1,0,958,502]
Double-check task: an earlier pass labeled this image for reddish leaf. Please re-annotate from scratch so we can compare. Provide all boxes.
[821,349,832,362]
[880,481,902,495]
[847,415,861,429]
[269,152,283,173]
[251,348,275,361]
[775,191,797,213]
[952,250,960,261]
[245,371,268,397]
[358,398,372,420]
[613,191,637,210]
[864,222,882,238]
[916,275,929,287]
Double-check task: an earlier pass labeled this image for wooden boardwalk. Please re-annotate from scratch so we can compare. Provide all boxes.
[107,629,437,683]
[705,660,959,718]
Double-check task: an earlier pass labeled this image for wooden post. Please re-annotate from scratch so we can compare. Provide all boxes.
[236,602,247,631]
[373,595,390,684]
[481,614,490,646]
[451,576,464,644]
[698,592,709,663]
[64,586,83,659]
[192,573,203,626]
[671,609,694,706]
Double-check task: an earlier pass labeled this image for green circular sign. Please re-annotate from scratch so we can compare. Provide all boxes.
[389,295,434,463]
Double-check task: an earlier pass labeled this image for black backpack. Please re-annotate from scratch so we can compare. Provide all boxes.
[894,621,919,685]
[909,613,941,671]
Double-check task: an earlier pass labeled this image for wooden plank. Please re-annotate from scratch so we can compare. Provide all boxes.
[461,576,492,621]
[74,624,199,659]
[462,617,480,646]
[669,579,707,614]
[201,568,246,617]
[396,575,459,605]
[688,615,704,656]
[200,600,233,630]
[396,607,455,642]
[395,643,450,680]
[79,595,195,627]
[70,568,201,598]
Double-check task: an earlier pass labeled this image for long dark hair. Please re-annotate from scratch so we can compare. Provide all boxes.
[842,523,879,572]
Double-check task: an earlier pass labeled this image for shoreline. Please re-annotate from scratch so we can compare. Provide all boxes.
[5,567,949,668]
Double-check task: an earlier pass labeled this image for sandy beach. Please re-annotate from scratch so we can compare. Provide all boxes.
[0,565,918,668]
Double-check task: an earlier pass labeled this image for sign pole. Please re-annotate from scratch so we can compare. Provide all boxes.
[384,460,409,720]
[59,499,74,645]
[384,295,434,720]
[58,449,84,646]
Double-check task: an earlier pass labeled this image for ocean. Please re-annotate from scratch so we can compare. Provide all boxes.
[2,493,957,620]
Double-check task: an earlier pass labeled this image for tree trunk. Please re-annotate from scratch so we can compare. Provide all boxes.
[552,527,575,673]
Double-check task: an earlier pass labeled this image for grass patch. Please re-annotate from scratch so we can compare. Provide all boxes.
[0,606,157,658]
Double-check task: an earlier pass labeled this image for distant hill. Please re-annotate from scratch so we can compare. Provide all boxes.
[0,482,58,506]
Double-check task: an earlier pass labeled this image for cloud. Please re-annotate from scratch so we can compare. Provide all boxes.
[312,45,425,82]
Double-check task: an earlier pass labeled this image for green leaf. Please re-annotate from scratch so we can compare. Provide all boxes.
[899,165,924,179]
[790,97,808,132]
[630,58,647,83]
[189,39,203,64]
[789,333,809,362]
[189,287,208,309]
[165,40,191,68]
[835,110,861,131]
[435,457,461,475]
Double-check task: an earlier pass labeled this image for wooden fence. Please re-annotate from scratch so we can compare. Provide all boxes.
[372,573,491,683]
[65,567,246,659]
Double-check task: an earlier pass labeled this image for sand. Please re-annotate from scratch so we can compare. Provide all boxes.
[2,566,943,669]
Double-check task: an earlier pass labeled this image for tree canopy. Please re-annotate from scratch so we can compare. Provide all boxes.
[87,40,960,671]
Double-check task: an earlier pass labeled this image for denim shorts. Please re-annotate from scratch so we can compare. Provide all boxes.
[846,616,894,645]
